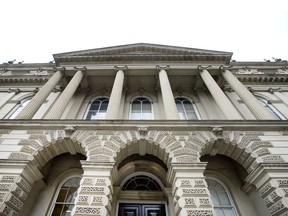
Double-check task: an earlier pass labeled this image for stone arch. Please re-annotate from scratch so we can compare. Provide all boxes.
[9,129,88,173]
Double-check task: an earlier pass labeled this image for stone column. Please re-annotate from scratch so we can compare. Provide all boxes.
[73,161,114,216]
[15,68,65,119]
[199,68,243,120]
[157,66,180,119]
[105,66,127,119]
[45,67,86,119]
[167,162,214,216]
[221,68,275,119]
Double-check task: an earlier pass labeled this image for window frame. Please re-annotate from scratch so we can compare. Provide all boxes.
[84,97,109,120]
[206,177,239,216]
[48,175,81,216]
[257,97,286,120]
[5,97,32,119]
[175,97,201,120]
[129,97,154,120]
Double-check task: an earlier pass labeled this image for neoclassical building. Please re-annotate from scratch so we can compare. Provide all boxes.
[0,43,288,216]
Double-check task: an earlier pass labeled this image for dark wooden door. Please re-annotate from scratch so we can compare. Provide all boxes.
[119,203,166,216]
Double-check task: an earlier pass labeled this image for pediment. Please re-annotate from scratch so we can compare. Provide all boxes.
[53,43,233,65]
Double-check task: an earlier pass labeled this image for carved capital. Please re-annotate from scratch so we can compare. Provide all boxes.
[156,65,170,72]
[219,65,233,72]
[197,65,211,72]
[53,66,66,73]
[114,66,128,72]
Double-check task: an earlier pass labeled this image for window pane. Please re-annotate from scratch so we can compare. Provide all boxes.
[51,177,80,216]
[207,179,236,216]
[9,99,31,119]
[130,98,153,119]
[86,98,108,120]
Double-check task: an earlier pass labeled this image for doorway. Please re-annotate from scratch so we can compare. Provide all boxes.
[118,203,166,216]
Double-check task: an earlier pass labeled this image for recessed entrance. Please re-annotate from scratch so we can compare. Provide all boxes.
[118,203,166,216]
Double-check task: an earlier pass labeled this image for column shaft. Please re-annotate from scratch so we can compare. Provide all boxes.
[45,70,84,119]
[200,69,242,120]
[106,69,125,119]
[222,69,275,119]
[15,70,63,119]
[158,69,179,119]
[274,91,288,107]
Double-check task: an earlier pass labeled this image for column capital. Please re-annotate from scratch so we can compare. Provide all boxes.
[197,65,211,72]
[53,66,66,72]
[114,65,127,72]
[156,65,170,72]
[219,65,233,72]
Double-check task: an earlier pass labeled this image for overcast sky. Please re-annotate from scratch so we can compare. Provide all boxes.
[1,0,287,63]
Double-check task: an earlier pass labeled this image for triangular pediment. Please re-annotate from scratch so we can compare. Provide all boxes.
[53,43,233,65]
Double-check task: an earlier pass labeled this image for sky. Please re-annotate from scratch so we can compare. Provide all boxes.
[0,0,287,63]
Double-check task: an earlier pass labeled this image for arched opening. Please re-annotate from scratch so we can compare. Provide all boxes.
[130,97,154,120]
[116,154,168,216]
[22,153,86,216]
[201,154,270,216]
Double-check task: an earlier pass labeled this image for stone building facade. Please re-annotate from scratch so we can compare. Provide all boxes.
[0,43,288,216]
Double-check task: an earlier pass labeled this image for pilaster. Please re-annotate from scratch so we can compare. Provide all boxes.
[167,162,214,216]
[73,161,114,216]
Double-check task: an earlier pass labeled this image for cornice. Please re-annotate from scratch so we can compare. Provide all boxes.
[0,120,287,131]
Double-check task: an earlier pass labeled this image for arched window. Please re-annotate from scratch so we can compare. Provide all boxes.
[175,97,199,120]
[50,177,81,216]
[8,98,31,119]
[207,178,238,216]
[257,97,285,120]
[85,97,109,120]
[130,97,153,120]
[122,175,162,191]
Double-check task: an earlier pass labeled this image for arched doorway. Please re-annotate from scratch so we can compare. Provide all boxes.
[116,154,169,216]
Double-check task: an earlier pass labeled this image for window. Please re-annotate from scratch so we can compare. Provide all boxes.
[50,177,81,216]
[130,97,153,120]
[8,98,31,119]
[122,175,162,191]
[257,97,285,120]
[175,97,199,120]
[207,179,237,216]
[85,97,109,120]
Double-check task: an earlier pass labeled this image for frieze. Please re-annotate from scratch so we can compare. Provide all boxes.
[199,198,211,206]
[19,139,42,150]
[86,140,102,150]
[0,183,12,191]
[187,210,213,216]
[17,178,32,192]
[89,148,114,157]
[269,201,287,215]
[259,182,275,198]
[89,155,111,162]
[77,195,89,204]
[277,180,288,187]
[8,153,33,160]
[264,196,274,207]
[166,142,182,152]
[80,186,105,194]
[75,207,101,215]
[262,155,284,163]
[1,176,17,182]
[184,141,201,151]
[185,198,196,206]
[250,141,272,150]
[8,195,23,209]
[176,155,198,163]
